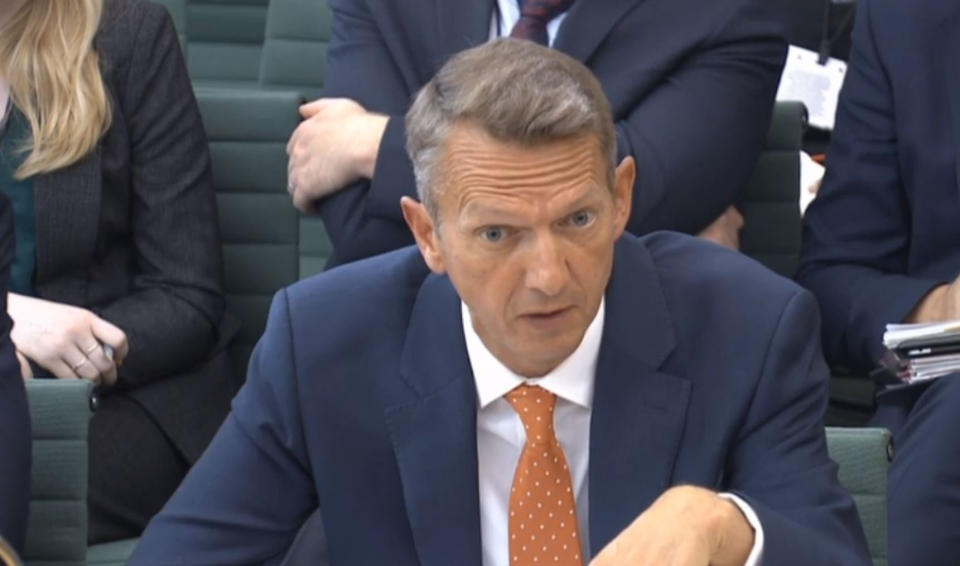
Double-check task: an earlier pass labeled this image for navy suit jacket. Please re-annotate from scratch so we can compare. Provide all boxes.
[132,233,869,565]
[317,0,787,266]
[797,0,960,373]
[0,194,30,552]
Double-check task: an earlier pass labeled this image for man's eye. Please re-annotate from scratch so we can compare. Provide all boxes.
[481,227,505,242]
[570,210,594,227]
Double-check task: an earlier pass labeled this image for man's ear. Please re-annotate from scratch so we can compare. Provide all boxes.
[612,156,636,237]
[401,196,446,274]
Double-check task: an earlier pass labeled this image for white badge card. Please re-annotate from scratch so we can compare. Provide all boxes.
[776,45,847,131]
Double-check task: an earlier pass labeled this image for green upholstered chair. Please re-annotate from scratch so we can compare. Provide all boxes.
[259,0,332,100]
[186,0,271,90]
[85,539,139,566]
[739,100,806,279]
[259,0,335,277]
[825,427,891,566]
[22,379,94,566]
[195,88,305,372]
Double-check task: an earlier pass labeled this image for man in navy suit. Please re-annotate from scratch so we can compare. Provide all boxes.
[286,0,788,266]
[133,41,868,566]
[798,0,960,563]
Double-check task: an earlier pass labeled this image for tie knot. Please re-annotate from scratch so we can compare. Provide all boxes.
[518,0,575,23]
[505,384,557,442]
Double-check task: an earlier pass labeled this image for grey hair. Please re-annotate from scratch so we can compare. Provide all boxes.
[405,38,617,217]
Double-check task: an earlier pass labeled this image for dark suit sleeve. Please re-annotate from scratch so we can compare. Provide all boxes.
[130,290,316,565]
[96,5,226,386]
[795,0,944,373]
[616,0,787,235]
[726,290,871,565]
[0,195,31,552]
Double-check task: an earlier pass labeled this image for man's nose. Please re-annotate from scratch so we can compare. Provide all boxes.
[523,234,569,297]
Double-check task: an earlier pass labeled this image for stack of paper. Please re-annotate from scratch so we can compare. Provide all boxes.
[882,321,960,383]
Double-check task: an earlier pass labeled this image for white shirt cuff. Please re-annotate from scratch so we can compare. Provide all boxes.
[717,492,764,566]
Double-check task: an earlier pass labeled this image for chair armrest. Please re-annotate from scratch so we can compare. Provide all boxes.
[22,379,95,564]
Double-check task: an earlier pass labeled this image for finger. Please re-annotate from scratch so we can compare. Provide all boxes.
[90,317,128,362]
[729,207,744,230]
[299,98,333,118]
[16,351,33,379]
[80,340,115,376]
[101,363,118,387]
[292,187,317,214]
[63,344,102,383]
[45,358,82,381]
[286,124,300,155]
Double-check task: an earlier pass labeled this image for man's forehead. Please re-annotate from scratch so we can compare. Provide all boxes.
[442,121,600,161]
[438,124,605,189]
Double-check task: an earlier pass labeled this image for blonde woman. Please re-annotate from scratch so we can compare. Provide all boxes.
[0,0,236,543]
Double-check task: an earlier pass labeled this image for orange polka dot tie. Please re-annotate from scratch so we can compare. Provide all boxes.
[505,384,583,566]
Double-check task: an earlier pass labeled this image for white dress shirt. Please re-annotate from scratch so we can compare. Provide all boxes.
[464,300,765,566]
[490,0,569,45]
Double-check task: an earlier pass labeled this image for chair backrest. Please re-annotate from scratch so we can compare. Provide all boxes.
[21,380,94,566]
[196,88,304,371]
[259,0,332,100]
[739,100,806,278]
[825,426,890,566]
[257,0,335,278]
[186,0,271,89]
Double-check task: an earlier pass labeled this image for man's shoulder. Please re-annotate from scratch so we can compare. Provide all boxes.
[626,231,807,322]
[283,245,432,329]
[637,231,799,289]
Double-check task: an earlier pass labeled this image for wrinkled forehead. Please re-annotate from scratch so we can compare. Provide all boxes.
[435,122,610,214]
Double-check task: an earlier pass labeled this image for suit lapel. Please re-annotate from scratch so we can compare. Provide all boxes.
[554,0,645,64]
[588,238,691,557]
[33,147,101,300]
[436,0,495,63]
[384,274,483,566]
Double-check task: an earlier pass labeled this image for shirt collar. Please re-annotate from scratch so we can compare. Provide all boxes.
[464,299,604,410]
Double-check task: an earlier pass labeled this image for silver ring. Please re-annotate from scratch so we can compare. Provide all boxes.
[84,344,101,355]
[72,358,89,371]
[287,182,295,195]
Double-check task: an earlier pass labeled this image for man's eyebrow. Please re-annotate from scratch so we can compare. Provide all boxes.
[459,201,526,222]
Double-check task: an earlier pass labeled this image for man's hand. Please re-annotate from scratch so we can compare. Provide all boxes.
[8,293,129,385]
[590,486,754,566]
[698,206,744,250]
[285,98,389,213]
[906,277,960,323]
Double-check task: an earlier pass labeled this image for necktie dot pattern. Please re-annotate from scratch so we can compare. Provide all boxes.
[504,384,583,566]
[509,0,576,46]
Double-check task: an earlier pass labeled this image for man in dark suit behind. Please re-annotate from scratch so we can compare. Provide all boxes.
[286,0,788,266]
[797,0,960,563]
[0,193,30,553]
[132,40,868,566]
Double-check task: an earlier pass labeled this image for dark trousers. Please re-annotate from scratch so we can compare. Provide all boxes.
[88,393,188,544]
[872,375,960,566]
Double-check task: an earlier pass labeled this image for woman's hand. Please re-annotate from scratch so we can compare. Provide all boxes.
[8,293,129,385]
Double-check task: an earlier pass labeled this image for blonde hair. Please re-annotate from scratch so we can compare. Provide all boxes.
[0,0,111,179]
